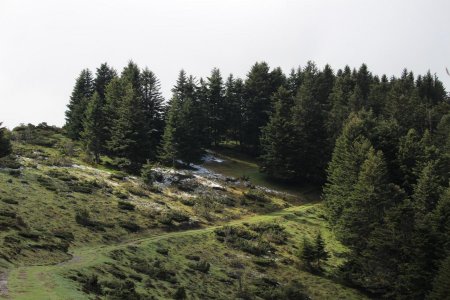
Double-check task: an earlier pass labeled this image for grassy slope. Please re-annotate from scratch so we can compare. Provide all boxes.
[7,205,366,299]
[0,130,367,299]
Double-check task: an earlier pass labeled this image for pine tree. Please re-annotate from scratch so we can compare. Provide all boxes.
[413,161,444,214]
[94,63,117,100]
[65,69,94,139]
[104,77,126,146]
[159,96,181,166]
[326,69,354,144]
[396,128,422,193]
[82,92,104,163]
[314,232,329,270]
[206,68,225,145]
[223,74,244,143]
[159,72,204,166]
[337,148,392,252]
[260,86,296,180]
[300,237,315,270]
[291,69,329,182]
[140,68,165,161]
[324,113,373,226]
[0,122,11,158]
[242,62,278,153]
[107,81,143,166]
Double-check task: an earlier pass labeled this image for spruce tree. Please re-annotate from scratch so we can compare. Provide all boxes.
[206,68,225,146]
[324,113,373,226]
[242,62,277,153]
[94,63,117,100]
[300,237,315,270]
[107,81,143,166]
[140,68,165,161]
[159,96,181,166]
[260,86,296,180]
[223,75,244,143]
[104,77,126,146]
[65,69,94,139]
[159,72,204,166]
[337,148,391,252]
[291,69,329,183]
[82,92,105,163]
[314,232,329,270]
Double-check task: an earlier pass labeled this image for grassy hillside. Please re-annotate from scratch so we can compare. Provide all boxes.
[0,126,368,299]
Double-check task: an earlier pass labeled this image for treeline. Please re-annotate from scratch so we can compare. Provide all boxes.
[65,61,288,169]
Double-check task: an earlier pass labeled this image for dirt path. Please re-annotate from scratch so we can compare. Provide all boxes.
[0,272,8,299]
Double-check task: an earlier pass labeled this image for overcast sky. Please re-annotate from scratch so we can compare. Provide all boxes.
[1,0,449,128]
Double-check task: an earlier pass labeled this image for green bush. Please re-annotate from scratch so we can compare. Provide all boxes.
[119,221,141,232]
[243,190,269,203]
[118,200,135,211]
[188,260,210,273]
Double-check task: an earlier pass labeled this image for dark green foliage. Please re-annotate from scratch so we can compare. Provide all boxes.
[0,122,11,157]
[241,62,283,153]
[118,200,135,211]
[140,68,165,161]
[159,72,204,166]
[300,233,329,272]
[82,274,102,295]
[188,260,210,273]
[428,255,450,300]
[300,237,315,270]
[260,87,296,180]
[173,287,187,300]
[314,233,329,270]
[65,69,94,139]
[205,68,226,145]
[82,92,105,163]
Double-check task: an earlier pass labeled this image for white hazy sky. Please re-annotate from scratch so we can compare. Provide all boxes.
[1,0,449,128]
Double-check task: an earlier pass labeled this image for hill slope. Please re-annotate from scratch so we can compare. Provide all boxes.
[0,127,367,299]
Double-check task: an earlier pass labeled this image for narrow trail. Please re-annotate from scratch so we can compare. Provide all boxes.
[5,204,311,300]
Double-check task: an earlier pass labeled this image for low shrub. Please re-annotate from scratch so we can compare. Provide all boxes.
[243,190,269,203]
[1,198,18,205]
[188,260,210,273]
[119,221,141,232]
[118,200,135,211]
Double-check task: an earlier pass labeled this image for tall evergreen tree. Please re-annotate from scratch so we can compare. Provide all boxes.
[82,92,105,163]
[140,68,165,161]
[104,77,126,145]
[94,63,117,100]
[260,87,296,180]
[291,69,329,182]
[65,69,94,139]
[242,62,278,153]
[159,71,204,166]
[337,148,392,252]
[223,75,244,143]
[107,81,143,165]
[324,113,374,226]
[206,68,225,145]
